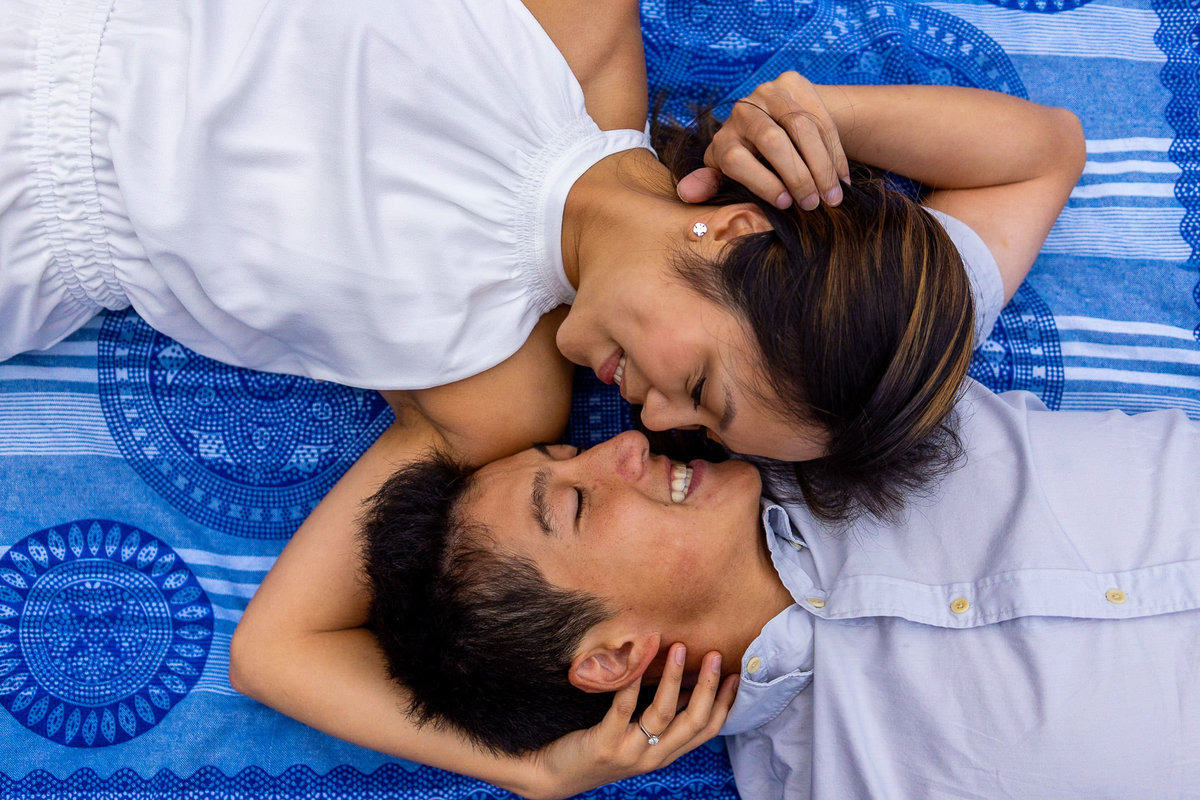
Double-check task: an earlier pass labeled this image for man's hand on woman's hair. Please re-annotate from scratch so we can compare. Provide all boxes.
[678,71,850,211]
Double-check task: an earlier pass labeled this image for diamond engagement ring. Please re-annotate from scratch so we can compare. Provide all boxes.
[638,718,661,746]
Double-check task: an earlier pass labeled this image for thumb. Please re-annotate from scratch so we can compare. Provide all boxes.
[677,167,722,203]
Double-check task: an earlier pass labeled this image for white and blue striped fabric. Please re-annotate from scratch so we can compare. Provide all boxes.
[2,1,1198,799]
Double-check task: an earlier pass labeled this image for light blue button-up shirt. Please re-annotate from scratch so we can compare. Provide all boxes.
[720,380,1200,799]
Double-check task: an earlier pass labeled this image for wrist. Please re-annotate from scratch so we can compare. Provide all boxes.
[497,752,558,800]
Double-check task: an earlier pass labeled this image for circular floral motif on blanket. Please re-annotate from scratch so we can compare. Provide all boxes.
[97,310,394,539]
[0,521,213,747]
[644,0,1025,122]
[968,283,1064,409]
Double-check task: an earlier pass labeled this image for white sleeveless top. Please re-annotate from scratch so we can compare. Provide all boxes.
[3,0,649,388]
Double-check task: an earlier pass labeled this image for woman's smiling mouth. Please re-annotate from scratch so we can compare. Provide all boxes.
[596,350,623,385]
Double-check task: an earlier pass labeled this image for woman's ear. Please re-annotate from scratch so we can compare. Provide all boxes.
[693,202,773,242]
[568,632,661,693]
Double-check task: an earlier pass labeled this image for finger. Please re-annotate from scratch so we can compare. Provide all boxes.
[598,673,642,740]
[774,110,843,208]
[746,121,823,210]
[637,650,723,764]
[768,71,850,192]
[677,167,722,204]
[676,650,723,726]
[664,674,740,764]
[638,643,686,739]
[708,141,791,210]
[650,652,729,765]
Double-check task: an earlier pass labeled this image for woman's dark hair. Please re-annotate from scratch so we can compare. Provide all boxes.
[360,453,619,754]
[653,110,976,522]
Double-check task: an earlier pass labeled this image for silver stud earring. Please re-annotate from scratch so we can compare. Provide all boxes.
[692,221,708,238]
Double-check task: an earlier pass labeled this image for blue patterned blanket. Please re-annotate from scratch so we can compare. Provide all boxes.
[2,1,1197,798]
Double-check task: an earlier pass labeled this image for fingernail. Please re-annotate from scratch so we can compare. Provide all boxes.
[841,175,852,186]
[675,645,686,666]
[774,191,793,209]
[823,185,843,206]
[710,653,722,674]
[800,193,820,211]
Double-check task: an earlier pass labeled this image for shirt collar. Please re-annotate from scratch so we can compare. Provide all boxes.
[719,502,817,735]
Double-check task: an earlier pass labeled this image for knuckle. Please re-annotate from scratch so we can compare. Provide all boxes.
[779,108,822,133]
[724,148,758,171]
[758,127,791,151]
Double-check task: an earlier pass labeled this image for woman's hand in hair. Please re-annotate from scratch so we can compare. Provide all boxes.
[677,71,851,212]
[521,646,738,800]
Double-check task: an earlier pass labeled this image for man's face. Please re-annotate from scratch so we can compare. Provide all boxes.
[461,431,765,628]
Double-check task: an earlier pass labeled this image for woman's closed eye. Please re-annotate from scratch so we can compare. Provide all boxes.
[691,376,707,411]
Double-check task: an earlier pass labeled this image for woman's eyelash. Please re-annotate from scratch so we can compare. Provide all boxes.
[691,377,706,410]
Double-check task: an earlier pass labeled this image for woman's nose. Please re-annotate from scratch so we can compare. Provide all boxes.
[638,388,692,432]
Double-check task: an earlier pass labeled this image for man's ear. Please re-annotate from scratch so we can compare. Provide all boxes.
[568,632,661,693]
[693,202,773,243]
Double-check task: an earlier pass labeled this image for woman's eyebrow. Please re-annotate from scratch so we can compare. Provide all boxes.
[718,383,737,431]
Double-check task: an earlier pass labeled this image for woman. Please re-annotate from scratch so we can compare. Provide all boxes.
[2,0,1080,515]
[2,0,1081,795]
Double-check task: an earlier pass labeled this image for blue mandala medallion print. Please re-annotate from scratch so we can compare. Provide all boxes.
[0,521,212,747]
[968,283,1064,408]
[98,310,394,538]
[644,0,1026,122]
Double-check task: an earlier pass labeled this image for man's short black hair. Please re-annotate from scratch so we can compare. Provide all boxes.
[360,451,616,754]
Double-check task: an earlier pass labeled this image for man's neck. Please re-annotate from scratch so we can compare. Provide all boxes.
[652,524,796,678]
[708,553,796,670]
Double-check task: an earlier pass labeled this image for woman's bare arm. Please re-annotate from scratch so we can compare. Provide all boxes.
[229,311,736,798]
[680,76,1086,300]
[820,82,1084,300]
[521,0,648,130]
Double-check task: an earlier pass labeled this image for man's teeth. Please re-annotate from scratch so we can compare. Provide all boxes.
[670,462,693,504]
[614,354,626,387]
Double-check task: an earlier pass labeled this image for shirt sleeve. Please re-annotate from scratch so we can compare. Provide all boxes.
[924,207,1005,344]
[725,688,815,800]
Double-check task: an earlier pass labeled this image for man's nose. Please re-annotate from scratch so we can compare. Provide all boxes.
[603,430,650,482]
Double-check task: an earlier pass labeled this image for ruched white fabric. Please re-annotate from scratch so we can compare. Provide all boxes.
[0,0,650,388]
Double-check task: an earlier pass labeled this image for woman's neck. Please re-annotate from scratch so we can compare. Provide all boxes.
[561,149,679,290]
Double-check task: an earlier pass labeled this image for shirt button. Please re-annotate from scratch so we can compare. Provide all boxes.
[950,597,970,614]
[746,656,763,675]
[1106,588,1127,604]
[806,597,826,609]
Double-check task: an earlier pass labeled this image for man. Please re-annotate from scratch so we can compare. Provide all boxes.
[362,379,1200,799]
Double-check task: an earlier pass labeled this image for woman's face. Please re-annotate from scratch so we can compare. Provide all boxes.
[556,256,828,463]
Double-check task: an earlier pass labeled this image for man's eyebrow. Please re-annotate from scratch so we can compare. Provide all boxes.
[717,382,737,432]
[529,444,555,535]
[530,468,553,535]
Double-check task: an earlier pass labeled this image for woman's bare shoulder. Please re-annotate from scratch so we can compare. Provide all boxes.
[519,0,647,130]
